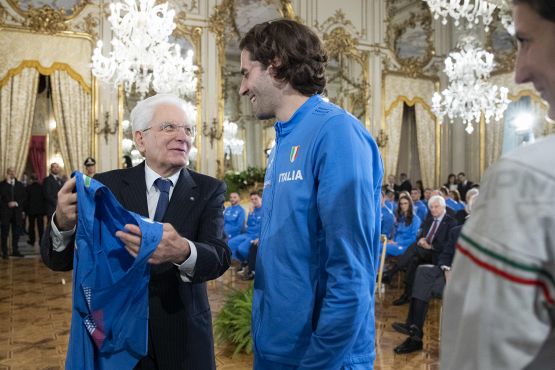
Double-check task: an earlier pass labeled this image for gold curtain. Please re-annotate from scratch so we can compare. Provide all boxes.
[484,117,505,170]
[385,103,403,178]
[415,104,436,188]
[0,68,39,178]
[51,70,91,173]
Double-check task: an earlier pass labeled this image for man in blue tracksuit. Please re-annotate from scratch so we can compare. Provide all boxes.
[239,20,383,369]
[224,192,246,239]
[228,191,263,262]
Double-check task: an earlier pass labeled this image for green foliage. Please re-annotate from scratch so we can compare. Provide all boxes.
[223,167,266,199]
[214,285,254,356]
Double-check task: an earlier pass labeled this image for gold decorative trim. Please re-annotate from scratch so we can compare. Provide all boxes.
[508,89,547,108]
[486,9,516,75]
[0,60,91,93]
[24,5,69,33]
[279,0,298,21]
[385,95,435,119]
[173,21,204,172]
[6,0,92,21]
[315,11,371,128]
[385,1,435,79]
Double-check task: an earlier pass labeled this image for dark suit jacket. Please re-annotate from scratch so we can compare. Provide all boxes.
[418,213,457,264]
[43,174,63,217]
[437,225,462,267]
[41,162,231,369]
[0,179,27,224]
[26,182,46,216]
[457,181,474,202]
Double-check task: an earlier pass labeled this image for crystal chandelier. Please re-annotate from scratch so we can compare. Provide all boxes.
[432,36,510,134]
[223,119,244,158]
[91,0,197,98]
[424,0,498,31]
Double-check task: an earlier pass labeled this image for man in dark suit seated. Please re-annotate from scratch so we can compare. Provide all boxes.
[393,189,478,353]
[392,225,462,353]
[41,94,231,370]
[385,195,457,305]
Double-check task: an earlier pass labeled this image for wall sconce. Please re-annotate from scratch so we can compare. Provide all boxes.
[202,118,223,148]
[95,111,119,144]
[376,129,389,148]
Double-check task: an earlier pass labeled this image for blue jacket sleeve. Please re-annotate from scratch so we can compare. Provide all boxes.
[298,115,383,369]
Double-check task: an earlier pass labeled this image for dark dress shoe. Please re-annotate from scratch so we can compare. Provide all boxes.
[394,336,423,354]
[12,252,24,257]
[393,294,410,306]
[2,254,8,260]
[392,322,411,335]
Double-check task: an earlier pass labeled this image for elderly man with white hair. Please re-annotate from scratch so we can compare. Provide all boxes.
[41,93,231,369]
[393,190,479,354]
[385,195,458,306]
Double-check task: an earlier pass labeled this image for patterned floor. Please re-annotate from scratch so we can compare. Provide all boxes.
[0,240,440,369]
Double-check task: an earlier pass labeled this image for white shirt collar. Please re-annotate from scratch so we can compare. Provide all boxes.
[144,162,181,193]
[434,211,446,223]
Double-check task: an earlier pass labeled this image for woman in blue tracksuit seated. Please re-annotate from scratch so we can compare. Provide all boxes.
[386,192,421,256]
[381,190,395,239]
[228,191,263,262]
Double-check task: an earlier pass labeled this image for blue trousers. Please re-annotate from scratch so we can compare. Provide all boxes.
[228,234,256,262]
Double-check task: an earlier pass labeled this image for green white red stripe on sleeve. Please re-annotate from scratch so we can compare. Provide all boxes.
[456,233,555,306]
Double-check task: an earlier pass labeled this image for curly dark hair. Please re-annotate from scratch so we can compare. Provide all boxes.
[239,19,327,96]
[513,0,555,22]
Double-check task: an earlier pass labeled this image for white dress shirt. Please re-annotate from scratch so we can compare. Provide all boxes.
[51,164,197,282]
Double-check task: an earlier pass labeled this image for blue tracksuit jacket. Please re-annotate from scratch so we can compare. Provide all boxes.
[253,95,383,369]
[224,204,246,238]
[67,172,162,370]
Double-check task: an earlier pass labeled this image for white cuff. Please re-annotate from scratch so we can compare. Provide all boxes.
[174,238,197,282]
[50,213,76,252]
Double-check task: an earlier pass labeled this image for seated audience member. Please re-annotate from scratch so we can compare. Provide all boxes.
[444,173,458,191]
[422,188,432,206]
[446,189,465,212]
[240,239,259,281]
[411,188,428,222]
[381,191,395,239]
[392,190,478,354]
[228,191,263,263]
[456,172,474,202]
[415,180,425,200]
[455,188,479,225]
[385,175,397,194]
[384,189,397,214]
[396,173,412,195]
[386,193,421,256]
[223,192,246,239]
[384,195,457,305]
[434,188,456,217]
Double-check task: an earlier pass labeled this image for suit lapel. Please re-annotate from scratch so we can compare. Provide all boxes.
[120,162,149,217]
[164,168,198,224]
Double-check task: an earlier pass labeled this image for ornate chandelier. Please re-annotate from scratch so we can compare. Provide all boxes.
[424,0,498,31]
[223,119,244,158]
[91,0,197,98]
[432,36,510,134]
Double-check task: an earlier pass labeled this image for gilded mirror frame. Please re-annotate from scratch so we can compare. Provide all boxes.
[208,0,296,176]
[314,9,371,129]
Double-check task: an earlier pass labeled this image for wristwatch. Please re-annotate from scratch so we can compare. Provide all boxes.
[440,265,451,272]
